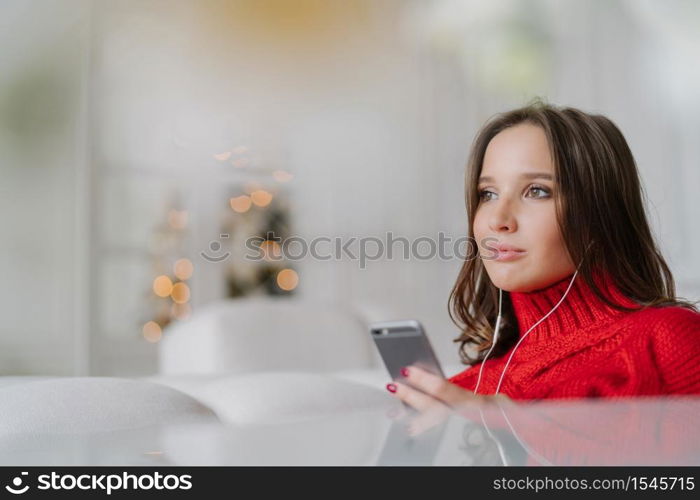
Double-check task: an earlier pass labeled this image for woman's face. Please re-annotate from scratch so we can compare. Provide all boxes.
[473,123,575,292]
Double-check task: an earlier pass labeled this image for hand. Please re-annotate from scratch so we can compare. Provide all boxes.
[386,365,513,436]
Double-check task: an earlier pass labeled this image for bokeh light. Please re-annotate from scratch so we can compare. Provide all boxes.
[272,169,294,182]
[260,240,282,261]
[167,209,188,230]
[213,151,232,161]
[171,282,191,304]
[153,275,173,297]
[142,321,162,343]
[230,195,252,213]
[276,268,299,291]
[250,189,273,207]
[173,258,194,280]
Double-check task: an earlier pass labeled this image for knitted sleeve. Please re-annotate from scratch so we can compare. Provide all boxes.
[649,306,700,395]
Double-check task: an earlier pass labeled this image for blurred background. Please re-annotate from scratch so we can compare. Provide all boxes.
[1,0,699,376]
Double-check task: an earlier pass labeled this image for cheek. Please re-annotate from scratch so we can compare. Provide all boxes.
[472,211,485,238]
[541,212,563,243]
[532,213,570,262]
[472,204,492,234]
[472,211,490,248]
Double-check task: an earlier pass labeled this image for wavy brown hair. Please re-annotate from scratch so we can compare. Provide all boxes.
[448,98,699,366]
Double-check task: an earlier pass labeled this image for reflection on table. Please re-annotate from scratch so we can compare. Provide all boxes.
[2,396,699,466]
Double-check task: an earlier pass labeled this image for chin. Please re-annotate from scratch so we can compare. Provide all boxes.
[501,283,533,293]
[485,268,528,292]
[486,263,560,293]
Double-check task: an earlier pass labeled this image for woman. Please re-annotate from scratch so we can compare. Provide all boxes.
[386,100,700,424]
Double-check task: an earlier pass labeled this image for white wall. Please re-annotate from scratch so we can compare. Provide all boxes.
[0,0,90,375]
[1,0,698,375]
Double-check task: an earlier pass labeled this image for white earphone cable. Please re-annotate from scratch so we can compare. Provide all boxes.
[494,269,579,395]
[473,263,584,396]
[473,287,503,395]
[472,269,580,465]
[470,243,593,464]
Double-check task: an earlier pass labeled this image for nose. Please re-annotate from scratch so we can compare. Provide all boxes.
[488,198,517,233]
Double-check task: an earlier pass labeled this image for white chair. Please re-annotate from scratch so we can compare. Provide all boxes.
[0,377,217,436]
[158,297,382,375]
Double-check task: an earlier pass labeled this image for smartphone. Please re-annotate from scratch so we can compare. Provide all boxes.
[370,319,448,465]
[369,319,445,393]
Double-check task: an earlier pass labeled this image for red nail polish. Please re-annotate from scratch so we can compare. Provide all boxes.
[386,383,397,393]
[400,367,409,377]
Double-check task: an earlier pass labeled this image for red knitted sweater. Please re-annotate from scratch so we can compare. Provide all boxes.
[447,269,700,400]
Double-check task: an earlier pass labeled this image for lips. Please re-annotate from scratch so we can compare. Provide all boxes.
[494,243,526,253]
[494,250,527,262]
[490,242,527,262]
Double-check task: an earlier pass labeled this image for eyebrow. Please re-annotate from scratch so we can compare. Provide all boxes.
[478,172,554,183]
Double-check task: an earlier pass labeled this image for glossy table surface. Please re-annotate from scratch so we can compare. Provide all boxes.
[3,395,699,466]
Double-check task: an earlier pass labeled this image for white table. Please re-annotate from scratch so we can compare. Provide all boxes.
[3,394,699,466]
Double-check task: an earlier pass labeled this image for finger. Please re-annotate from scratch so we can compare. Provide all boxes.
[402,365,482,408]
[393,381,450,414]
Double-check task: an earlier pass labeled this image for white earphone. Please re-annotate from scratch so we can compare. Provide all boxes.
[474,242,593,396]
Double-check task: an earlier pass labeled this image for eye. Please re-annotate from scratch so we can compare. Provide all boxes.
[527,185,551,198]
[477,189,495,202]
[477,185,551,203]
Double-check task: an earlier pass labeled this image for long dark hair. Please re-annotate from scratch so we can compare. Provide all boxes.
[448,98,699,366]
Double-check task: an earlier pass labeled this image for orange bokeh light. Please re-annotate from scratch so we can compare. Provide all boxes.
[230,195,252,213]
[250,189,273,207]
[171,282,191,304]
[213,151,232,161]
[143,321,162,343]
[167,209,188,230]
[173,258,194,280]
[153,275,173,297]
[260,240,282,261]
[272,170,294,182]
[276,268,298,291]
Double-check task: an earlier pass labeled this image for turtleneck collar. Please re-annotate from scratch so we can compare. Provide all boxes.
[508,268,641,342]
